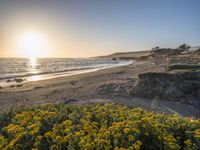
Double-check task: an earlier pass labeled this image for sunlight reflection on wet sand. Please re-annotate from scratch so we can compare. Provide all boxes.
[29,75,42,82]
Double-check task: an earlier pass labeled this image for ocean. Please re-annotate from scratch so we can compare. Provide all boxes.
[0,58,132,86]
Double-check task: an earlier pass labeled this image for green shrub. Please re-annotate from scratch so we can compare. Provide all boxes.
[166,64,200,72]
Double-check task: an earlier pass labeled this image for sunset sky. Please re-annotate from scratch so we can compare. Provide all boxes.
[0,0,199,58]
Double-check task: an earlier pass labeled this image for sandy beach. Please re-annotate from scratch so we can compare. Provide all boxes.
[0,50,200,118]
[0,59,191,114]
[1,54,199,117]
[0,60,160,109]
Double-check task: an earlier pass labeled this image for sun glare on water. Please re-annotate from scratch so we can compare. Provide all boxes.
[19,32,47,59]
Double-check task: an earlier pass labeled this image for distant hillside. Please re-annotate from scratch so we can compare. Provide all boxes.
[190,46,200,51]
[96,46,200,59]
[97,50,151,59]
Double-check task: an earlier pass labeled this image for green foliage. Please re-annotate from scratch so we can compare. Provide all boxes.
[178,44,191,51]
[0,103,200,150]
[166,64,200,72]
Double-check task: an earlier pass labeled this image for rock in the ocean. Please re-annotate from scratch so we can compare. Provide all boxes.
[131,72,200,101]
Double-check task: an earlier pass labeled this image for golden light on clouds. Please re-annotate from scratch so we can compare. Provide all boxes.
[18,31,48,58]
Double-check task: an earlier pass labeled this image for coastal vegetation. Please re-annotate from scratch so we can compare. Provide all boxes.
[0,103,200,149]
[178,44,191,52]
[151,44,191,55]
[166,64,200,72]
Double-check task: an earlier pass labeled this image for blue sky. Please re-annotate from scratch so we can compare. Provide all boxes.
[0,0,199,57]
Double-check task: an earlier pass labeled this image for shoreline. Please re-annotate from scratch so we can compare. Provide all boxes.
[0,60,165,111]
[0,58,199,117]
[0,61,145,105]
[0,60,133,88]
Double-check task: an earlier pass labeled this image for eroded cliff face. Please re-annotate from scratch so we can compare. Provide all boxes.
[131,72,200,101]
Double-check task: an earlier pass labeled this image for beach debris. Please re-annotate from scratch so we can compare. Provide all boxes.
[14,78,24,83]
[16,84,23,87]
[6,79,12,83]
[34,86,42,89]
[64,99,79,104]
[69,80,77,85]
[116,71,126,74]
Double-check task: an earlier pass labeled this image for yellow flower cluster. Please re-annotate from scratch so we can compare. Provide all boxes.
[0,103,199,149]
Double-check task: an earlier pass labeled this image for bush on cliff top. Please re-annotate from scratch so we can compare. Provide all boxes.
[0,103,200,150]
[166,64,200,72]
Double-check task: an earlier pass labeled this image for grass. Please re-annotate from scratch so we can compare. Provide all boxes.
[0,103,200,150]
[166,64,200,72]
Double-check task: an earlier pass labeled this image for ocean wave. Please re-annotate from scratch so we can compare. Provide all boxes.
[0,58,132,80]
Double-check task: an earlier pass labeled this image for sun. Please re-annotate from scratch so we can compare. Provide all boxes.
[19,32,47,58]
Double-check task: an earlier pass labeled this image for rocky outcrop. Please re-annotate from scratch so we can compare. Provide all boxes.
[194,49,200,54]
[131,72,200,101]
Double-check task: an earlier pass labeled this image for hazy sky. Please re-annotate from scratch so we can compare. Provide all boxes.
[0,0,199,58]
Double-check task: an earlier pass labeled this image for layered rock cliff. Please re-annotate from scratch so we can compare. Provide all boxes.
[131,72,200,101]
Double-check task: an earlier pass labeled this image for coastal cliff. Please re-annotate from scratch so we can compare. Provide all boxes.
[131,72,200,102]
